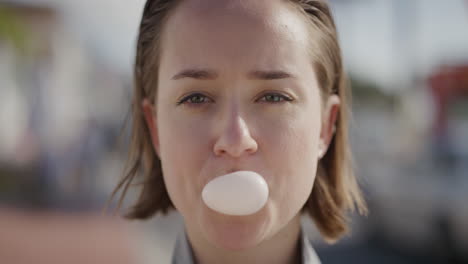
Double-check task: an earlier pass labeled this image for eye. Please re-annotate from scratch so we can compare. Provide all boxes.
[177,93,213,106]
[257,92,293,103]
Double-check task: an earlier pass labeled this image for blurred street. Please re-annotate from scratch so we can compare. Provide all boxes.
[2,208,462,264]
[0,208,140,264]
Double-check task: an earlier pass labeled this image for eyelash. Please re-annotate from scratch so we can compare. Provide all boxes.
[257,93,294,103]
[176,93,212,105]
[176,92,293,106]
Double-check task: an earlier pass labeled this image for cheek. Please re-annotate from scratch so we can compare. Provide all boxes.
[156,112,210,211]
[158,104,211,160]
[268,102,322,170]
[266,105,322,212]
[159,115,209,156]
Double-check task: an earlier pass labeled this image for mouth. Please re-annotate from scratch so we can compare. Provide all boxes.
[202,168,254,192]
[225,168,242,174]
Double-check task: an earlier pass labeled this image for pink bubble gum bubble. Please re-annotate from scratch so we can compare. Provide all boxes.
[202,171,269,216]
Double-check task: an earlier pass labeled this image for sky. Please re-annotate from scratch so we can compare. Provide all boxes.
[332,0,468,90]
[12,0,468,91]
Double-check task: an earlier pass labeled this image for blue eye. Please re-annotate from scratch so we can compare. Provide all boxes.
[177,93,212,105]
[258,93,293,103]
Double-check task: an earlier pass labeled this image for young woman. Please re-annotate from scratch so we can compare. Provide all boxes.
[111,0,367,263]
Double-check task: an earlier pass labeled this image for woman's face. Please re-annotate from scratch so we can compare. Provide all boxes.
[144,0,338,250]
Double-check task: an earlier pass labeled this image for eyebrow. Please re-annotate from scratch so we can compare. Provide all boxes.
[171,69,218,80]
[171,69,295,80]
[248,70,295,80]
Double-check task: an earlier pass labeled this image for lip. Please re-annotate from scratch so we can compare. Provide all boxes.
[203,168,258,187]
[225,168,242,174]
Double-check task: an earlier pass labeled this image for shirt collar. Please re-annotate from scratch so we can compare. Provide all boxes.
[171,226,321,264]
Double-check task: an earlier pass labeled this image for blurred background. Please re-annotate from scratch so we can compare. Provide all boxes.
[0,0,467,263]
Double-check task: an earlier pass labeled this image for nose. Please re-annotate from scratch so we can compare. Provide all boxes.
[213,112,258,158]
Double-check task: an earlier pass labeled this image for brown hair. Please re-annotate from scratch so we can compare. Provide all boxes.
[108,0,367,243]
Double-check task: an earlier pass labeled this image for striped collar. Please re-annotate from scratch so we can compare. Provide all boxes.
[171,226,321,264]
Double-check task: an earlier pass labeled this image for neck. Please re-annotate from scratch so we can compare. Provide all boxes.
[186,215,302,264]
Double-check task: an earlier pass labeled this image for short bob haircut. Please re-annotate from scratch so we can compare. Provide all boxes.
[110,0,367,243]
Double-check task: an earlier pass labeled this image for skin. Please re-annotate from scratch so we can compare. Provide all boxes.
[142,0,340,263]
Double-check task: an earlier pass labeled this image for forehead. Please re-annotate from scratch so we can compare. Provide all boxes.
[171,0,300,28]
[160,0,311,71]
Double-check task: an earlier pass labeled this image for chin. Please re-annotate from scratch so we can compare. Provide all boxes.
[199,204,272,251]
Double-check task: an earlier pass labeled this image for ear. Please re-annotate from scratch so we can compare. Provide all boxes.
[318,94,340,160]
[142,98,161,157]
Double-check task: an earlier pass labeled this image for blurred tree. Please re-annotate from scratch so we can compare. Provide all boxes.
[350,75,396,108]
[0,6,28,53]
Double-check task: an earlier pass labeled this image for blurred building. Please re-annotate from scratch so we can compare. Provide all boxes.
[0,1,128,209]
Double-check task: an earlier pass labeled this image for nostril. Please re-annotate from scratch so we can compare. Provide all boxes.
[212,117,258,158]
